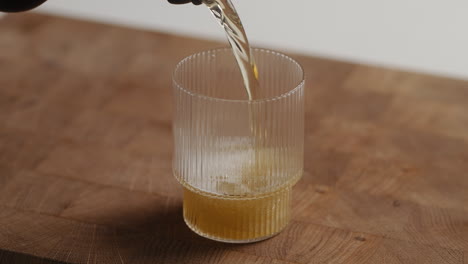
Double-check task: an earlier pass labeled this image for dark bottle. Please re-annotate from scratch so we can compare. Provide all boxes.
[0,0,47,12]
[168,0,202,4]
[0,0,201,12]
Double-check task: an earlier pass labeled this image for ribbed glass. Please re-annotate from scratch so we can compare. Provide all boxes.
[173,48,304,243]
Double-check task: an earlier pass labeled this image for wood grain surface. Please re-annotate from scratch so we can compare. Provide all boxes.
[1,13,468,264]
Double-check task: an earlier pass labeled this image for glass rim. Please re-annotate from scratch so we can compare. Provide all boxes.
[172,47,305,104]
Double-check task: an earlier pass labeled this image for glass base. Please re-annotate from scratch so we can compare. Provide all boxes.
[182,186,291,243]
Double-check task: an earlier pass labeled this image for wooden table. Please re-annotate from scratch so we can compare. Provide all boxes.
[1,13,467,264]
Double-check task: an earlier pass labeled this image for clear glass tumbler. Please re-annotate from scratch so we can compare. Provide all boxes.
[173,48,304,243]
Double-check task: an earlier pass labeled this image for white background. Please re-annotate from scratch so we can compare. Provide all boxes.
[7,0,468,79]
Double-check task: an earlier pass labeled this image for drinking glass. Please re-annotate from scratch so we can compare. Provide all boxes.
[173,48,304,243]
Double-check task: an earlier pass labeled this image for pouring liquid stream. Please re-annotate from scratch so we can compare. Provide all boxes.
[203,0,259,101]
[203,0,268,186]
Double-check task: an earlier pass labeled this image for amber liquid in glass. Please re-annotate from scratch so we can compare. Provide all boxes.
[181,147,301,242]
[183,186,291,242]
